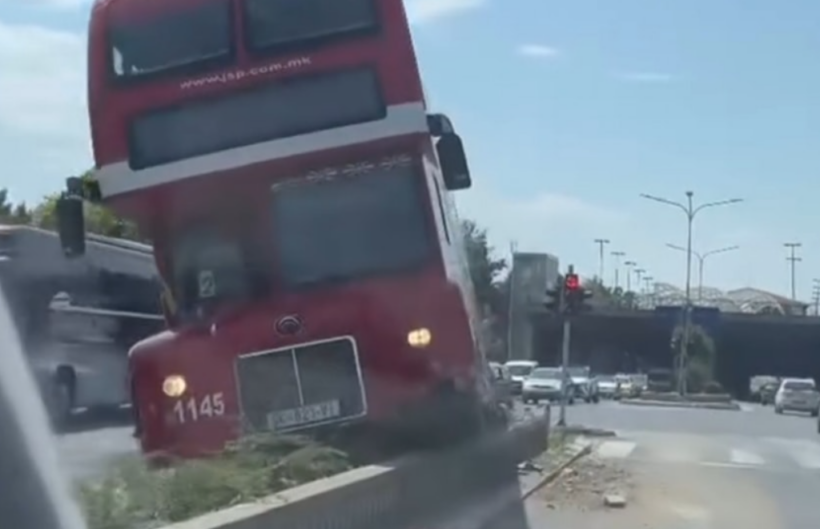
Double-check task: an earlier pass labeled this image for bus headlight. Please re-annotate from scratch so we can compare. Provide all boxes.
[407,328,432,348]
[162,375,187,397]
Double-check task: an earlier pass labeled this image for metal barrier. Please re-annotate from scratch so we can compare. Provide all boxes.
[165,412,549,529]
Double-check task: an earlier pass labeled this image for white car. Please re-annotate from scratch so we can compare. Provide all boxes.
[504,360,538,395]
[775,378,819,416]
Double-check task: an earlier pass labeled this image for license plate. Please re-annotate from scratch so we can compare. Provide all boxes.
[266,400,341,430]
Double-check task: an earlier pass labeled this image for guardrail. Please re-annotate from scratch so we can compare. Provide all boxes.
[165,409,550,529]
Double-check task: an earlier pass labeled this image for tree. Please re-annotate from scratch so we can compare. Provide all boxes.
[671,324,718,393]
[29,171,143,241]
[462,219,507,316]
[583,277,637,309]
[0,189,33,225]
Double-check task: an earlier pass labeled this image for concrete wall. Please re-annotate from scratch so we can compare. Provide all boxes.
[508,252,559,360]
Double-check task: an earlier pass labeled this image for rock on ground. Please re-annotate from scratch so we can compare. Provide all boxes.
[537,454,634,512]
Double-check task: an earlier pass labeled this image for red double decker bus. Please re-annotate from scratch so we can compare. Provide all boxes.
[58,0,502,458]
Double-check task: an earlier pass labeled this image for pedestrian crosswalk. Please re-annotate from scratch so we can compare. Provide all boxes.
[591,430,820,473]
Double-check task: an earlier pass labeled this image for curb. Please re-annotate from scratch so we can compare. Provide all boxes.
[619,399,741,411]
[555,425,617,437]
[520,443,592,500]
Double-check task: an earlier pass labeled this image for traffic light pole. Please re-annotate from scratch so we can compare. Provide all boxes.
[558,316,571,427]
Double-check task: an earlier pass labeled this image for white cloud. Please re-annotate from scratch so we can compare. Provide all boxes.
[405,0,486,24]
[517,44,561,59]
[0,19,90,201]
[456,185,628,256]
[615,72,674,83]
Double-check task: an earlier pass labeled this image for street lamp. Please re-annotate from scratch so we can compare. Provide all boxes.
[641,191,743,395]
[624,261,636,292]
[784,242,802,300]
[666,244,739,301]
[611,251,626,289]
[594,239,610,284]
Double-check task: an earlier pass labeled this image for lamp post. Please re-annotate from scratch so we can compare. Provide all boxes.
[784,242,802,300]
[611,251,625,289]
[666,244,739,301]
[641,191,742,395]
[594,238,610,284]
[624,261,636,292]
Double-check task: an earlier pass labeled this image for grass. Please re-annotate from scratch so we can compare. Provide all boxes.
[77,435,352,529]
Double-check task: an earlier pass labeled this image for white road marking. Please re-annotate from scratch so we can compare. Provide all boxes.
[595,440,637,459]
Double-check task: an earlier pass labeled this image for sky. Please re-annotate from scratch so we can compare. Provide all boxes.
[2,0,820,300]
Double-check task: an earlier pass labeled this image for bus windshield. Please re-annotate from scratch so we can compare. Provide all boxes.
[109,0,231,80]
[243,0,378,51]
[271,158,433,289]
[170,229,254,321]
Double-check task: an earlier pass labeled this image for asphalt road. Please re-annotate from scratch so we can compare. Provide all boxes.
[55,411,136,481]
[524,398,820,528]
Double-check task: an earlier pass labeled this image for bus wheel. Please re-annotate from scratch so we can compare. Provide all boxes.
[49,369,75,429]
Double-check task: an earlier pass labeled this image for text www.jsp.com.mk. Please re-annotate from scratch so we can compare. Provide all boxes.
[179,57,312,90]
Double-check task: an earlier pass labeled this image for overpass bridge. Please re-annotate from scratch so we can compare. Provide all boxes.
[513,269,820,396]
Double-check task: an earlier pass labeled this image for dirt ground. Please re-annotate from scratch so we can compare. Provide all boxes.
[536,454,635,512]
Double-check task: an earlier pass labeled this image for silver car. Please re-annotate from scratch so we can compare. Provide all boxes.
[522,367,572,405]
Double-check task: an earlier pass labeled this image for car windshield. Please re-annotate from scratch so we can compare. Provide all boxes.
[507,365,535,377]
[784,380,815,391]
[567,366,590,378]
[109,1,231,80]
[597,375,616,383]
[531,368,562,380]
[271,157,433,289]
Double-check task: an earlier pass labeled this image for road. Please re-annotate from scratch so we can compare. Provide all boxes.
[524,399,820,528]
[55,411,136,481]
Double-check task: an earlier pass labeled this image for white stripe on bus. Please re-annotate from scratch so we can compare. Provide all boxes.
[50,305,163,320]
[96,101,428,198]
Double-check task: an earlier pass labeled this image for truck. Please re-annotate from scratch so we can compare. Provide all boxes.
[0,225,163,426]
[56,0,502,459]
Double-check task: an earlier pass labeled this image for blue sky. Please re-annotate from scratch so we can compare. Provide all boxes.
[2,0,820,299]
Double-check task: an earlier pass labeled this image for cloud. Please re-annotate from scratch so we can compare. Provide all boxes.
[405,0,486,24]
[0,19,90,201]
[455,185,628,255]
[517,44,561,59]
[615,72,674,83]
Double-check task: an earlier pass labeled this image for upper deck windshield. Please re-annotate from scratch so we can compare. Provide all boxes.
[244,0,378,51]
[271,157,433,289]
[108,0,232,80]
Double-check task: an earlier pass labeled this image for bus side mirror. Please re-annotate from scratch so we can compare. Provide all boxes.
[56,194,86,257]
[437,133,472,191]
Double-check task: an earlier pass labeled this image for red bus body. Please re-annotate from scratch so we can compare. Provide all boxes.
[85,0,494,458]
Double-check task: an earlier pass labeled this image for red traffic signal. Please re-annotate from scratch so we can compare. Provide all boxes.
[564,273,580,291]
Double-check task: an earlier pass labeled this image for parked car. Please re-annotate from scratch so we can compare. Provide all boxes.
[595,375,619,399]
[488,361,515,408]
[759,380,779,406]
[614,374,641,400]
[567,366,600,403]
[522,367,572,405]
[775,378,819,416]
[504,360,538,395]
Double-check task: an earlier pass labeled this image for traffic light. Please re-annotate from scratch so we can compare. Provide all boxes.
[564,272,593,314]
[544,276,564,312]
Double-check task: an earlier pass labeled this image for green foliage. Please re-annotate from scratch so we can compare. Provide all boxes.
[583,277,637,309]
[78,434,351,529]
[462,219,507,314]
[671,324,719,393]
[0,188,33,225]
